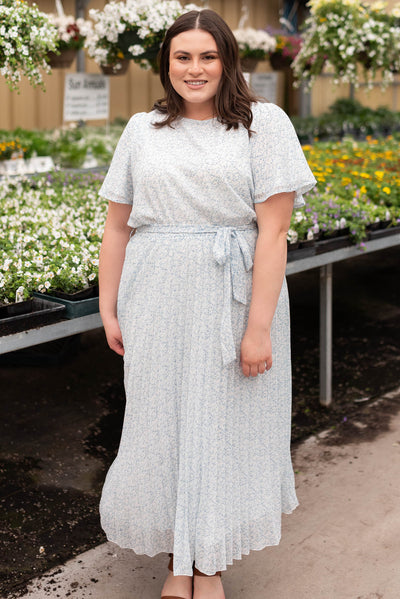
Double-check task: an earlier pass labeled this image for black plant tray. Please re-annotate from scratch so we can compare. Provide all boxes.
[287,244,316,262]
[50,285,99,301]
[367,225,400,241]
[0,297,66,337]
[315,235,352,254]
[33,289,99,319]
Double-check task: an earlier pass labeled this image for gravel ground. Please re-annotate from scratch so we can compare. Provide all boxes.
[0,246,399,598]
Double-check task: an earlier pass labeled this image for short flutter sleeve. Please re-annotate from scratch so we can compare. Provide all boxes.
[250,102,317,208]
[98,113,142,205]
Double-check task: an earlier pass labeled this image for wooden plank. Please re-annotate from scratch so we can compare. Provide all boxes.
[0,83,12,130]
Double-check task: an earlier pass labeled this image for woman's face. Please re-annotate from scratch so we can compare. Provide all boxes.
[169,29,223,118]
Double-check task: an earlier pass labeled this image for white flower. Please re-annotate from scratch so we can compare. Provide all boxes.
[128,44,144,56]
[15,286,25,303]
[233,27,276,54]
[294,211,305,223]
[287,229,298,244]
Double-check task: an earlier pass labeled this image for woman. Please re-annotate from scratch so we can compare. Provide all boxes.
[98,8,316,599]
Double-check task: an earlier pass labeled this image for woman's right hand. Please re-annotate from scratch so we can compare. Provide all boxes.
[103,316,124,356]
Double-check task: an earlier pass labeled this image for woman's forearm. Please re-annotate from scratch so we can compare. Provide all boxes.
[99,224,132,322]
[246,230,288,333]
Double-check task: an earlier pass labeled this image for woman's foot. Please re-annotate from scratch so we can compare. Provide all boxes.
[193,567,225,599]
[161,554,193,599]
[160,570,193,599]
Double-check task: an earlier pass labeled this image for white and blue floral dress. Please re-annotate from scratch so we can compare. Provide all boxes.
[98,102,316,576]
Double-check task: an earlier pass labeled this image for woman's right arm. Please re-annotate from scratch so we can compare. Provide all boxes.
[99,201,134,356]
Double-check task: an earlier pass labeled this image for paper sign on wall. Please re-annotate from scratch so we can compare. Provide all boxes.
[250,73,278,104]
[63,74,110,121]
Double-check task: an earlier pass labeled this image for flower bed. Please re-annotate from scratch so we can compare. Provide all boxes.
[0,172,106,305]
[288,135,400,245]
[1,136,399,307]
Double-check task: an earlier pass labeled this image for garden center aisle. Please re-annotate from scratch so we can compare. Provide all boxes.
[21,388,400,599]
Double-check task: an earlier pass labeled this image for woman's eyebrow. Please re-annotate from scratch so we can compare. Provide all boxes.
[172,50,219,55]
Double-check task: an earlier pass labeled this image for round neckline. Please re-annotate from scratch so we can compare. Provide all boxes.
[181,115,217,123]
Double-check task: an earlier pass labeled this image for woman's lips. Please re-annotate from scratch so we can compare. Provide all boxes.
[185,80,207,88]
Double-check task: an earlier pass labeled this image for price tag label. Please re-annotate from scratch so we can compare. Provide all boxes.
[250,72,278,104]
[63,74,110,121]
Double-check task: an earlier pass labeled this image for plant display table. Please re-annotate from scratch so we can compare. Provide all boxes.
[1,234,398,407]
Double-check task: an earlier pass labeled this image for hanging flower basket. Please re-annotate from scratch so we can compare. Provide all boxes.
[240,57,259,73]
[85,1,201,75]
[234,27,276,74]
[47,48,77,69]
[100,59,130,76]
[117,29,160,73]
[0,0,58,91]
[269,52,292,71]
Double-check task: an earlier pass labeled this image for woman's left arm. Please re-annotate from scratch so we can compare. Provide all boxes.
[240,191,295,377]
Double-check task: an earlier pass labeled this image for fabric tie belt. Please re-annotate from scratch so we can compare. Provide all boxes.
[136,224,256,366]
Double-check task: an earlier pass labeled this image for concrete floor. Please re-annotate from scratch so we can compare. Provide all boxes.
[20,387,400,599]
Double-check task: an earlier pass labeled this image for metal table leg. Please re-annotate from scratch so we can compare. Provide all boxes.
[319,263,333,406]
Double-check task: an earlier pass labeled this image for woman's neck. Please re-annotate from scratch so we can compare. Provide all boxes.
[183,102,216,121]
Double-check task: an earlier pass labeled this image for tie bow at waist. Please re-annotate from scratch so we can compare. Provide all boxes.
[212,227,254,365]
[136,224,256,366]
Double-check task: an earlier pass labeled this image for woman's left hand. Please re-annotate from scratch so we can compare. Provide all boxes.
[240,326,272,377]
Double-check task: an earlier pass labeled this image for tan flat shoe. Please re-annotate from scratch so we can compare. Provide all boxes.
[161,553,194,599]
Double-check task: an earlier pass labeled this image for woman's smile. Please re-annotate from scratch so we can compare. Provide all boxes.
[185,79,207,88]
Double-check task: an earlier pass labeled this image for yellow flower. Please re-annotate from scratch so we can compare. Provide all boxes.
[341,177,352,186]
[360,185,367,194]
[375,171,385,180]
[382,187,391,194]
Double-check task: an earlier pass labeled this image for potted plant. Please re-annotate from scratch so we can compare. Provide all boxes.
[269,33,302,70]
[232,27,277,72]
[293,0,400,91]
[0,0,58,91]
[84,0,201,75]
[293,0,366,89]
[46,14,91,69]
[359,2,400,79]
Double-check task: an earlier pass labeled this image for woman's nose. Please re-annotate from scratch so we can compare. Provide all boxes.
[188,59,203,75]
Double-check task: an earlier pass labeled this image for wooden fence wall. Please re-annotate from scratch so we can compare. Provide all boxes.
[1,0,399,130]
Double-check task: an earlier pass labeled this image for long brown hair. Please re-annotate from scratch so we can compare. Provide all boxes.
[152,9,258,133]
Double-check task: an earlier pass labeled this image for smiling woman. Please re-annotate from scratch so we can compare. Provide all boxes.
[97,8,316,599]
[168,30,223,120]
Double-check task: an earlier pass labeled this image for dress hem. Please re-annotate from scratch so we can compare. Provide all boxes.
[103,500,299,576]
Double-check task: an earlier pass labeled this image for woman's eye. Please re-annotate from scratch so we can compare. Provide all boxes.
[204,55,217,60]
[177,56,188,61]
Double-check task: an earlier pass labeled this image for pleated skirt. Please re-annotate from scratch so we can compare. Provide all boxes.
[99,224,299,576]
